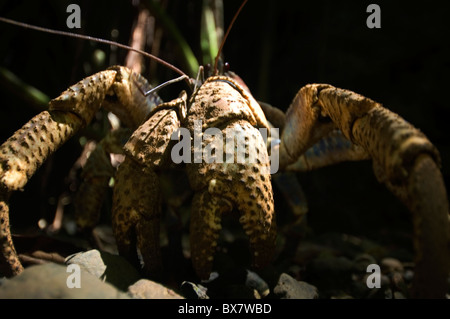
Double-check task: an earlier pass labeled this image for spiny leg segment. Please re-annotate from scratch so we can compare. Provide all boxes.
[280,84,449,298]
[0,66,158,277]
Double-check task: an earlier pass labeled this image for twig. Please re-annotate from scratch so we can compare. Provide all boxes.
[125,9,152,74]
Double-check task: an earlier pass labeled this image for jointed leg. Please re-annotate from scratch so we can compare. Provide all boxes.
[0,111,83,277]
[280,84,449,298]
[189,190,233,280]
[286,130,369,172]
[75,128,131,230]
[112,157,163,276]
[0,66,159,277]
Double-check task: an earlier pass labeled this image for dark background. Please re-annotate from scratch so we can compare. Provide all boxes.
[0,0,449,262]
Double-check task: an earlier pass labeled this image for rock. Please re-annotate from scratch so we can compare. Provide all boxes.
[128,279,184,299]
[403,269,414,283]
[196,269,257,299]
[273,273,318,299]
[330,292,354,299]
[305,254,354,291]
[65,249,141,291]
[219,284,258,299]
[380,274,390,287]
[380,258,403,274]
[245,270,270,298]
[353,253,377,273]
[0,263,129,299]
[0,277,7,286]
[384,289,406,299]
[293,242,331,265]
[393,291,406,299]
[180,281,209,299]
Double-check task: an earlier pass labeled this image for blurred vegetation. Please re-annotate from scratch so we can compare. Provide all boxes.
[0,0,449,259]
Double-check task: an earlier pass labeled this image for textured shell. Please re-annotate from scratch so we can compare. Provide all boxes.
[186,76,270,132]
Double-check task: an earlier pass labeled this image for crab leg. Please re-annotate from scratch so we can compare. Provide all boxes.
[75,128,131,230]
[186,77,277,279]
[0,71,115,277]
[285,130,369,172]
[0,66,157,277]
[279,84,449,298]
[112,157,163,274]
[112,93,187,277]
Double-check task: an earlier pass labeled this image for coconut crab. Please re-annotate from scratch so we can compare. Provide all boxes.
[0,1,449,299]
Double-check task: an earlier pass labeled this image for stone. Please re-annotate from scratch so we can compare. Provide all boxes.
[0,263,129,299]
[245,270,270,298]
[353,253,377,273]
[380,258,403,274]
[65,249,141,291]
[273,273,318,299]
[128,279,184,299]
[180,281,209,299]
[306,254,354,291]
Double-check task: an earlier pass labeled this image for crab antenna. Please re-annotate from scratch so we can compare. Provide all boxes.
[0,16,188,79]
[213,0,248,74]
[141,74,189,96]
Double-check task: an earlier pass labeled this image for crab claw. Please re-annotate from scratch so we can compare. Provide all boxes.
[187,121,277,280]
[189,174,277,280]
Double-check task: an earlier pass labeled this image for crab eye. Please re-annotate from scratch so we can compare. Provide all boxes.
[204,63,212,76]
[224,62,230,73]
